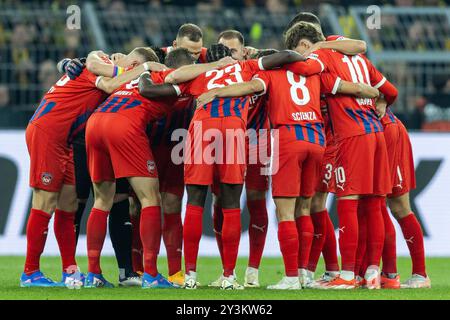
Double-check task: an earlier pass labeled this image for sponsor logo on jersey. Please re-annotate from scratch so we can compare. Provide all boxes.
[147,160,156,173]
[41,172,53,185]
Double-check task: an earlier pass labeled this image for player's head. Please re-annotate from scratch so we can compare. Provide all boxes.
[165,48,195,69]
[173,23,203,61]
[251,48,279,59]
[285,12,323,36]
[115,47,159,68]
[285,22,325,55]
[218,30,246,61]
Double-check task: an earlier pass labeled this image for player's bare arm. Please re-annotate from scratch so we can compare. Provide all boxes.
[375,96,388,119]
[336,80,380,99]
[196,79,264,108]
[164,56,236,84]
[97,62,158,94]
[86,50,117,77]
[303,39,366,57]
[259,50,306,70]
[138,72,180,98]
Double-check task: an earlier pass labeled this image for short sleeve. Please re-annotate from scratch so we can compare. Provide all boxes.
[320,72,341,95]
[252,70,271,96]
[174,79,193,96]
[326,35,347,41]
[243,59,264,73]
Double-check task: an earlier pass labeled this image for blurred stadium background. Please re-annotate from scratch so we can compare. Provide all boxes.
[0,0,449,129]
[0,0,450,258]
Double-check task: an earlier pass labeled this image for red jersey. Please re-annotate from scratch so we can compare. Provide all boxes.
[94,70,190,129]
[247,94,269,131]
[29,69,105,145]
[254,69,325,146]
[180,58,264,124]
[381,107,398,127]
[162,46,208,64]
[286,49,394,141]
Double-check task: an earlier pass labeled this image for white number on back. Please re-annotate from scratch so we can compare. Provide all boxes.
[341,55,371,85]
[287,71,310,106]
[206,64,243,90]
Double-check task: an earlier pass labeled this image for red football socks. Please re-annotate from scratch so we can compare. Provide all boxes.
[247,199,268,269]
[162,212,183,276]
[399,213,427,277]
[308,210,327,272]
[130,213,143,273]
[355,202,367,275]
[86,208,109,274]
[337,199,359,272]
[278,221,299,277]
[140,206,162,277]
[183,204,203,273]
[322,213,340,271]
[222,208,241,277]
[54,209,77,273]
[364,197,385,267]
[213,204,224,264]
[381,200,397,274]
[24,209,51,275]
[296,215,314,270]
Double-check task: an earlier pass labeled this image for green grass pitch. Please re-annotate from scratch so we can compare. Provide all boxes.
[1,256,449,300]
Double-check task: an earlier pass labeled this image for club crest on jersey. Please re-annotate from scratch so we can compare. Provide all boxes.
[147,160,156,173]
[41,172,53,185]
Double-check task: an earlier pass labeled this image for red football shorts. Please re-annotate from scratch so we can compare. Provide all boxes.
[152,144,185,198]
[271,127,325,198]
[334,132,391,197]
[184,117,246,186]
[86,113,158,183]
[383,122,416,198]
[26,123,75,192]
[315,141,338,194]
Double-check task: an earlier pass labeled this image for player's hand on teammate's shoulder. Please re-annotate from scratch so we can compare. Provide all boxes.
[145,61,168,72]
[197,89,218,109]
[244,46,259,60]
[303,41,324,57]
[375,96,387,119]
[216,56,236,68]
[65,57,86,80]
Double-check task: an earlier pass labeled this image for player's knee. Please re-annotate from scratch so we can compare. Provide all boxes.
[295,197,312,218]
[311,192,327,213]
[32,189,58,214]
[162,193,182,214]
[93,196,114,212]
[388,196,411,220]
[246,188,266,201]
[187,185,208,207]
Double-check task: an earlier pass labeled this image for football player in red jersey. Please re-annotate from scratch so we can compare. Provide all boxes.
[286,12,369,288]
[20,47,159,288]
[85,49,233,288]
[140,50,307,289]
[284,22,398,289]
[207,30,271,289]
[195,57,378,290]
[376,101,430,289]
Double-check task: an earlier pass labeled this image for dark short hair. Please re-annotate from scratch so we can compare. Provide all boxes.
[285,22,325,50]
[251,49,279,59]
[165,47,194,68]
[132,47,159,63]
[285,12,321,34]
[218,30,245,46]
[177,23,203,42]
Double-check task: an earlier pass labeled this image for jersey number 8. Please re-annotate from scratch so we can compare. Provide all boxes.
[287,71,310,106]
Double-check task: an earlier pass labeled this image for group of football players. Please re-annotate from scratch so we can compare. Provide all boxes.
[19,11,430,290]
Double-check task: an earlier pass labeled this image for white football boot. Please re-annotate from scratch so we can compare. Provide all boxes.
[267,276,301,290]
[184,271,198,290]
[244,267,260,288]
[401,274,431,289]
[220,275,244,290]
